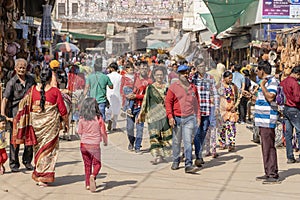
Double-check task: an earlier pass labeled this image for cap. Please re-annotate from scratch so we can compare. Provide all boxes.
[49,60,60,69]
[177,65,189,72]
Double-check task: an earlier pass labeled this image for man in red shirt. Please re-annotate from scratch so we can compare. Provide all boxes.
[126,61,152,153]
[165,65,201,173]
[280,66,300,163]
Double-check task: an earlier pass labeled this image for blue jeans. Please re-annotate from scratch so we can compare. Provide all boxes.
[123,87,134,111]
[284,106,300,160]
[98,102,106,122]
[194,116,210,159]
[172,115,196,167]
[126,107,144,150]
[209,106,216,128]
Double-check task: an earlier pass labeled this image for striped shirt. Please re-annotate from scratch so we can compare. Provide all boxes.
[191,73,219,116]
[254,76,279,128]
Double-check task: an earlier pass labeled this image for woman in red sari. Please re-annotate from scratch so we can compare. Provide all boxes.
[29,67,68,186]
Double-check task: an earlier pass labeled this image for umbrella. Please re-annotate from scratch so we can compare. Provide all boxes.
[147,41,170,49]
[55,42,80,52]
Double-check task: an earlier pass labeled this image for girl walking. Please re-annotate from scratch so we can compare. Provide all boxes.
[78,98,108,192]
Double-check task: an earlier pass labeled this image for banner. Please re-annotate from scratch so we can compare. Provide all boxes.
[262,0,300,19]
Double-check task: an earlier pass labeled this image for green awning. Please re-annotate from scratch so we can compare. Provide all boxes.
[69,31,105,41]
[200,0,257,34]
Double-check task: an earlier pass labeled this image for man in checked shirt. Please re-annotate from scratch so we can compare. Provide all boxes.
[190,59,219,167]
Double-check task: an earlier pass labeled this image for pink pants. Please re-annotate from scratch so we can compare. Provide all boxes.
[80,143,101,187]
[0,148,7,164]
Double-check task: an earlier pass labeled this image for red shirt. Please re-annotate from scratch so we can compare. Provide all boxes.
[165,80,200,119]
[32,86,68,116]
[133,74,153,108]
[280,76,300,109]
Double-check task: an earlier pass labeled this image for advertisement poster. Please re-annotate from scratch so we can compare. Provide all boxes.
[262,0,300,18]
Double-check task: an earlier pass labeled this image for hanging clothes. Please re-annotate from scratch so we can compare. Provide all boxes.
[39,4,52,42]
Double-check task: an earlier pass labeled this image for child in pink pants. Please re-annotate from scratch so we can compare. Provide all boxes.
[78,98,108,192]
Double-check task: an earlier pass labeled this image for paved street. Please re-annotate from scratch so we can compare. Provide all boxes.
[1,117,300,200]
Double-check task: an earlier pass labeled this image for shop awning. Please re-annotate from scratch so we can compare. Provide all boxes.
[61,30,105,41]
[200,0,257,34]
[69,32,105,41]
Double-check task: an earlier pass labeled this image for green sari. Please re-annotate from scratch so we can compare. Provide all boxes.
[140,84,172,158]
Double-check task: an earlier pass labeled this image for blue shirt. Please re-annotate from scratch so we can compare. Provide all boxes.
[254,76,279,128]
[232,72,245,91]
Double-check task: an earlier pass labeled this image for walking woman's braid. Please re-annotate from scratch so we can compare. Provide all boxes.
[39,67,52,111]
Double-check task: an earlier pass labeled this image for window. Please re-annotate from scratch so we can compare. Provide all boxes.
[72,3,78,15]
[58,3,65,16]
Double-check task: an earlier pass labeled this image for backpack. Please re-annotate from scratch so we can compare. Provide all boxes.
[275,85,286,106]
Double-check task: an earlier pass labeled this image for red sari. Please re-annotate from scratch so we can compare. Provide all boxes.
[30,86,67,183]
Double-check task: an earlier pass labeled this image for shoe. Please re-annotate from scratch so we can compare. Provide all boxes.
[11,167,20,173]
[219,144,227,150]
[205,152,211,157]
[262,177,281,184]
[256,175,269,181]
[240,121,245,125]
[135,149,142,154]
[153,156,164,165]
[128,143,134,151]
[185,166,199,174]
[212,153,219,158]
[228,146,235,152]
[194,159,204,167]
[171,162,179,170]
[86,186,90,190]
[89,175,96,192]
[107,120,112,131]
[24,163,34,170]
[287,158,297,164]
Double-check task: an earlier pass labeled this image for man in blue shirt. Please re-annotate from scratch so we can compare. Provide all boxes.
[254,61,280,184]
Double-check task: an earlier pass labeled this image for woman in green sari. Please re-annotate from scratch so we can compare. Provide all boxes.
[138,67,172,164]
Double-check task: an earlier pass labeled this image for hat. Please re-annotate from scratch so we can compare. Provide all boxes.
[49,60,60,69]
[177,65,189,72]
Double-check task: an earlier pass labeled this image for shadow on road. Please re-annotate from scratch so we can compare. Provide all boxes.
[53,174,85,186]
[97,180,138,192]
[279,168,300,181]
[56,160,81,168]
[203,154,244,169]
[53,173,107,186]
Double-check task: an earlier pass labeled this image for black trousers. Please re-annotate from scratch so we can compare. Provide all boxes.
[238,97,249,122]
[8,122,33,169]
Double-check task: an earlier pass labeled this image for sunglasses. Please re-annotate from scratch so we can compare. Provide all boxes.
[284,66,293,69]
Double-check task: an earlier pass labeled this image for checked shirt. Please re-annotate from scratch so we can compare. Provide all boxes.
[190,73,219,116]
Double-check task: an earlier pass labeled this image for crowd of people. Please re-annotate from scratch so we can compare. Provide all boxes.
[0,51,299,191]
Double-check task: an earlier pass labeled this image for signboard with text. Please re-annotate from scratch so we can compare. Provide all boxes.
[262,0,300,19]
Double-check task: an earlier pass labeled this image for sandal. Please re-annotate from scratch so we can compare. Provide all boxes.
[37,182,48,187]
[89,175,96,192]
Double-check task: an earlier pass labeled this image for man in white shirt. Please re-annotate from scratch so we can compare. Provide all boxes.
[107,62,122,131]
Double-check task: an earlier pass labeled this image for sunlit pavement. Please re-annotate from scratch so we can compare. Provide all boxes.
[1,116,300,200]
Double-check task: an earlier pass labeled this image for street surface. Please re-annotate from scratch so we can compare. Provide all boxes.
[1,116,300,200]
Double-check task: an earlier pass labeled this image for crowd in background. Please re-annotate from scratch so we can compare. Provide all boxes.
[0,50,299,189]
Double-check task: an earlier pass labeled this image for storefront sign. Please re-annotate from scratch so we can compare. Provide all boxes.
[262,0,300,18]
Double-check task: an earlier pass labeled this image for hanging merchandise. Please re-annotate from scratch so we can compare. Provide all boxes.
[39,3,52,42]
